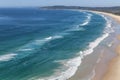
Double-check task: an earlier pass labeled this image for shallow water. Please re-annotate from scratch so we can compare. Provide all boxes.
[0,8,108,80]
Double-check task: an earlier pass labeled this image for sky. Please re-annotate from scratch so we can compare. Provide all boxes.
[0,0,120,7]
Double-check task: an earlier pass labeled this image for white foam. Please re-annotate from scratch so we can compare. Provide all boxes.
[108,41,113,47]
[18,48,33,51]
[81,13,114,56]
[44,36,63,41]
[82,33,109,56]
[80,13,92,26]
[1,11,115,80]
[51,35,63,40]
[65,13,92,32]
[88,69,96,80]
[36,35,63,43]
[0,53,17,62]
[34,56,82,80]
[100,14,114,34]
[0,35,63,62]
[45,36,53,40]
[30,13,114,80]
[67,25,85,32]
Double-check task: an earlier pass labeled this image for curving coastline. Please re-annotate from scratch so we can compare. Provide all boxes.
[69,10,120,80]
[0,9,120,80]
[92,11,120,80]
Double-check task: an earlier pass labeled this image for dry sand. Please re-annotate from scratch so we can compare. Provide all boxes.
[92,11,120,80]
[69,10,120,80]
[92,11,120,22]
[102,36,120,80]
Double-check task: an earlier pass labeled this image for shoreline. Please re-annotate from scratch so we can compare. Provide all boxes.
[92,11,120,80]
[69,10,120,80]
[91,11,120,23]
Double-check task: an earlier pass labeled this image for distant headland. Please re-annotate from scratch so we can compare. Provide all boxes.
[41,6,120,15]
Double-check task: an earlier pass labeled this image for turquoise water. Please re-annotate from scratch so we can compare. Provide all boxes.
[0,8,107,80]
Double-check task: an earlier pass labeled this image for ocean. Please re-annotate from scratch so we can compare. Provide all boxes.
[0,8,112,80]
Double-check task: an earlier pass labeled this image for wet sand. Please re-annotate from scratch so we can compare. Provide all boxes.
[92,11,120,80]
[69,10,120,80]
[92,11,120,23]
[102,44,120,80]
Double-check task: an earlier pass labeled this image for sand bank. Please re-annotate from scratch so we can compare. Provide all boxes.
[69,10,120,80]
[92,11,120,22]
[102,36,120,80]
[92,11,120,80]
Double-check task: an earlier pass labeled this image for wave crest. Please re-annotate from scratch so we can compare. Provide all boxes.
[80,13,92,26]
[34,12,114,80]
[0,53,17,61]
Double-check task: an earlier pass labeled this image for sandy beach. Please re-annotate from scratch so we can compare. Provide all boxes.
[69,10,120,80]
[92,11,120,80]
[92,11,120,22]
[102,43,120,80]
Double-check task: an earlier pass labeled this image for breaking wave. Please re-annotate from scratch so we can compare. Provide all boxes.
[33,12,114,80]
[80,13,92,26]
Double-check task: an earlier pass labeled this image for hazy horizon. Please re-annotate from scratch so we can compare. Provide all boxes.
[0,0,120,8]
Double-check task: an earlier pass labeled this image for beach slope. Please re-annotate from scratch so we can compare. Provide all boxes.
[92,11,120,80]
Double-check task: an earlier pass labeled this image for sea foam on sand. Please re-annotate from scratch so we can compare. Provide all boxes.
[31,12,114,80]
